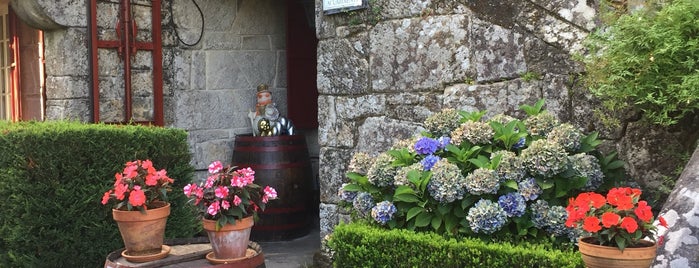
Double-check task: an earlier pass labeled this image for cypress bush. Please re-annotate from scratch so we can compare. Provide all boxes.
[329,222,584,268]
[0,121,199,267]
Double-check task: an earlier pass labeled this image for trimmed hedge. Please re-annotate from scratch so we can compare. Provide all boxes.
[329,222,584,268]
[0,121,199,268]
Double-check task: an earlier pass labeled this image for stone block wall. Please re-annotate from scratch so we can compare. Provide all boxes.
[314,0,699,241]
[163,0,287,175]
[19,0,289,178]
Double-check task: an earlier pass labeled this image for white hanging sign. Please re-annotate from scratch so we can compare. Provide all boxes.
[323,0,366,14]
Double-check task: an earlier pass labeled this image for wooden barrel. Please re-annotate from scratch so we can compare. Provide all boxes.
[232,134,312,241]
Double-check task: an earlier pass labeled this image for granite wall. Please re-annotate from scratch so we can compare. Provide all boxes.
[313,0,699,255]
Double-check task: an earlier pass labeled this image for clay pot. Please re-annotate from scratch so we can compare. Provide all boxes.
[112,202,170,256]
[202,217,254,260]
[578,237,657,268]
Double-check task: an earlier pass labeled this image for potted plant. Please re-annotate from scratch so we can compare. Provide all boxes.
[183,160,278,263]
[565,187,667,268]
[101,159,174,262]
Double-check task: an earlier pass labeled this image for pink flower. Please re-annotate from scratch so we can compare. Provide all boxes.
[221,200,230,210]
[208,161,223,174]
[101,190,112,205]
[262,186,277,203]
[207,201,221,216]
[183,184,197,197]
[114,183,128,200]
[145,173,158,186]
[205,175,216,188]
[123,161,139,179]
[215,186,229,199]
[233,195,242,206]
[128,188,146,207]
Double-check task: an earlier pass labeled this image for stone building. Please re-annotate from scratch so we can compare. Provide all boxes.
[2,0,697,266]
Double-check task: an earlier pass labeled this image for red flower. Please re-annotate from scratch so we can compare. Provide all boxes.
[620,216,638,233]
[601,212,621,228]
[659,216,668,228]
[128,188,146,207]
[634,201,653,222]
[101,190,112,205]
[583,216,602,233]
[607,188,634,210]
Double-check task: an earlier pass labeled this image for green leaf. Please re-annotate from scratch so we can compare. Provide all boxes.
[437,204,451,215]
[538,178,555,190]
[342,183,362,192]
[394,193,420,203]
[415,212,432,227]
[606,160,625,170]
[503,180,518,190]
[431,216,443,230]
[444,216,458,234]
[346,172,368,184]
[394,185,416,196]
[615,236,627,251]
[407,207,424,221]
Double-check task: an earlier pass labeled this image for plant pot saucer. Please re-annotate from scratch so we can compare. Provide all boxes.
[205,249,257,264]
[121,245,171,263]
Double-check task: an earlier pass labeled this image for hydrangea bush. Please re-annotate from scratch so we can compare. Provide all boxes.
[339,100,625,244]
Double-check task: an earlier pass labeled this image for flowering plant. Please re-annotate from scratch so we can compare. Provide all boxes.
[565,187,667,250]
[183,161,278,229]
[339,99,627,244]
[101,159,174,211]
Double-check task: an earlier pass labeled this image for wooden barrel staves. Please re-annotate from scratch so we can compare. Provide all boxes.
[232,134,312,241]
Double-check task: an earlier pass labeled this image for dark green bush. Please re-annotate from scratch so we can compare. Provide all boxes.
[329,222,584,268]
[0,121,199,268]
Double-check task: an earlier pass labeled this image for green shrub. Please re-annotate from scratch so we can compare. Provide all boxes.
[0,121,199,268]
[329,222,584,268]
[584,0,699,126]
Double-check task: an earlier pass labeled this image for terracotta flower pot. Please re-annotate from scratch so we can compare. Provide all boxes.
[112,202,170,256]
[202,217,254,260]
[578,237,657,268]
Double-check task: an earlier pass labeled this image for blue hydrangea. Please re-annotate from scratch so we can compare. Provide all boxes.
[437,136,451,149]
[466,199,508,234]
[544,205,570,237]
[427,159,466,203]
[518,177,542,201]
[568,153,605,191]
[530,200,550,229]
[547,123,583,152]
[512,137,526,149]
[371,201,397,225]
[420,155,440,171]
[366,153,398,188]
[337,183,357,203]
[394,163,422,189]
[464,168,500,195]
[414,137,440,155]
[520,139,568,178]
[529,200,573,239]
[497,193,527,217]
[352,192,374,217]
[492,150,525,182]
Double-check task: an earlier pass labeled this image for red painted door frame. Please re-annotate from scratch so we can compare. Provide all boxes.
[8,7,21,121]
[89,0,164,125]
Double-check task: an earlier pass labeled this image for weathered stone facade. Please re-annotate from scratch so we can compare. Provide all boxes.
[314,0,698,260]
[11,0,699,266]
[14,0,294,178]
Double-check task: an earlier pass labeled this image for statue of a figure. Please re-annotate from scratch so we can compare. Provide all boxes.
[247,83,295,136]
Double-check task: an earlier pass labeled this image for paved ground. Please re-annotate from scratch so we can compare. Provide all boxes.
[258,228,321,268]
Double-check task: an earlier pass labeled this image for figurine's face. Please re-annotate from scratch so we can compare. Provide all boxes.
[257,91,272,105]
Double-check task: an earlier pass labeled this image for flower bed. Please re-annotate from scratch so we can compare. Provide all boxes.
[339,100,625,244]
